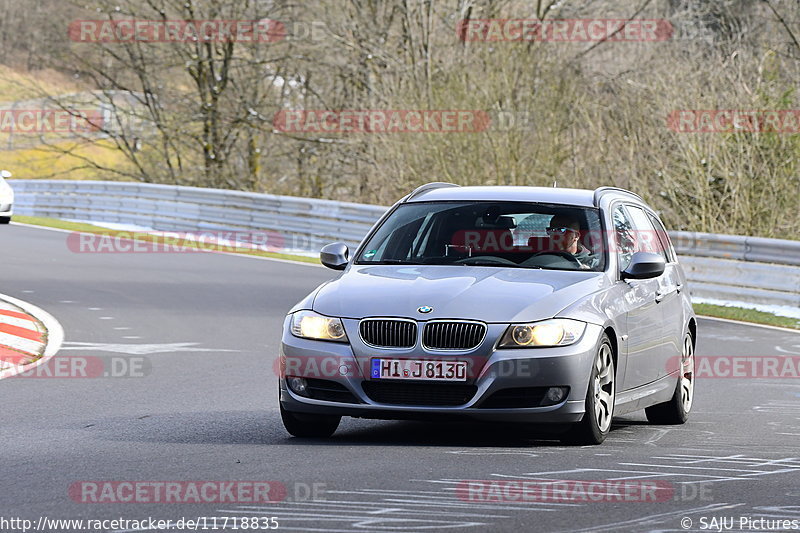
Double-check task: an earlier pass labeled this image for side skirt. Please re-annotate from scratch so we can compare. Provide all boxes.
[614,372,678,416]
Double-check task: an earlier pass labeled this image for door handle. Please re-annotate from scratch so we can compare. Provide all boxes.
[676,283,683,294]
[655,290,667,303]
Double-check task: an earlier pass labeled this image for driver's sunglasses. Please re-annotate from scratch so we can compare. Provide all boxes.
[546,226,579,236]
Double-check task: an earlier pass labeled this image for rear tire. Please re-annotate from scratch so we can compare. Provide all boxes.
[0,216,10,224]
[646,333,694,425]
[280,404,340,438]
[561,334,615,445]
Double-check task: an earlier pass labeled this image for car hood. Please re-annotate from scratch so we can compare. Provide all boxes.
[312,265,610,323]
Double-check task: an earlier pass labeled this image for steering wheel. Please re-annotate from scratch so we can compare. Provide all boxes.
[530,251,583,266]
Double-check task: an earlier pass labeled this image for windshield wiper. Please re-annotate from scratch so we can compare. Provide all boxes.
[456,260,531,268]
[361,259,421,265]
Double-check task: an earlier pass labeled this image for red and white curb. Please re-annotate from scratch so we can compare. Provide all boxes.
[0,293,64,380]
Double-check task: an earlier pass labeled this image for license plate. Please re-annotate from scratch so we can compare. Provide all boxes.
[371,359,468,381]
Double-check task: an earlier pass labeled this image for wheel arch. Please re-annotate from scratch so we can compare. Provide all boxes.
[602,325,619,375]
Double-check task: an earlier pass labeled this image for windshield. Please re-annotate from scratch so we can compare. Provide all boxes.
[356,201,606,271]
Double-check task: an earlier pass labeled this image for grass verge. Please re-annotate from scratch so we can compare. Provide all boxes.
[13,215,320,265]
[2,139,132,180]
[694,303,800,331]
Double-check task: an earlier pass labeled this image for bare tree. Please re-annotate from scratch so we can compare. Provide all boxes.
[5,0,800,237]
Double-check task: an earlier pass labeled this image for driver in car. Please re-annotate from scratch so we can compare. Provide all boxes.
[546,214,595,269]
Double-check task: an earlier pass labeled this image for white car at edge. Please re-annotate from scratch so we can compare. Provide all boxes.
[0,170,13,224]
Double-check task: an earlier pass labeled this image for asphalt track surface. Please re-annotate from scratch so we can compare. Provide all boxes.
[2,223,799,533]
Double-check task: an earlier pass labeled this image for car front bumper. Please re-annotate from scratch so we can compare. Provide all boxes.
[278,317,603,424]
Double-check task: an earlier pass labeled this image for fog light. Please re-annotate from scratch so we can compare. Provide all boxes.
[544,386,568,405]
[288,376,308,396]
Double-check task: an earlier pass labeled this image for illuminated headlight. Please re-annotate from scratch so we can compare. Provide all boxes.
[499,319,586,348]
[290,310,348,343]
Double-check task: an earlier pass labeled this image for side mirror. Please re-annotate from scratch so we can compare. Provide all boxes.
[320,242,349,270]
[0,170,11,179]
[621,252,665,280]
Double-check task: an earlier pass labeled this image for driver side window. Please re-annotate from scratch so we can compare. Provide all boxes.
[612,206,635,272]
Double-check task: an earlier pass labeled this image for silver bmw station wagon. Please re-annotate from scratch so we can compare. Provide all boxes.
[279,183,696,444]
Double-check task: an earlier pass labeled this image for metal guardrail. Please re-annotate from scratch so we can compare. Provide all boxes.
[9,179,800,308]
[10,180,385,252]
[670,232,800,266]
[678,256,800,307]
[670,233,800,307]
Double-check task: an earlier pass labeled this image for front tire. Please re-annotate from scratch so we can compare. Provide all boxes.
[562,334,615,445]
[280,404,340,438]
[0,216,10,224]
[645,333,694,424]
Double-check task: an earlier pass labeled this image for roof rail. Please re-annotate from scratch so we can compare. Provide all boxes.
[593,186,643,206]
[404,182,460,201]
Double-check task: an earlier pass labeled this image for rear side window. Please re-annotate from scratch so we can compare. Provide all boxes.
[646,212,677,263]
[625,205,669,263]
